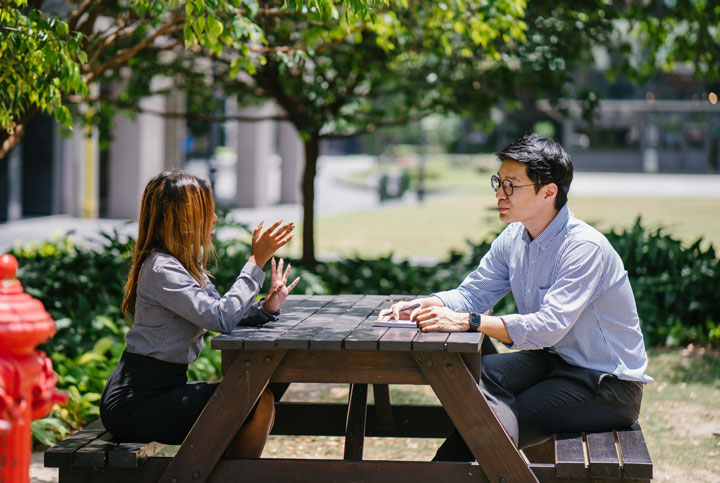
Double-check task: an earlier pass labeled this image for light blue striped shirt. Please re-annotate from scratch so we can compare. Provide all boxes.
[435,205,652,383]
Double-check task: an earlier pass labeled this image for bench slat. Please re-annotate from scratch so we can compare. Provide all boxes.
[74,431,118,468]
[617,423,653,480]
[108,441,167,468]
[555,432,587,478]
[44,419,107,468]
[586,431,621,478]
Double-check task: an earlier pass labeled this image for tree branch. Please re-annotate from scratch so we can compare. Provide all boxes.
[65,95,289,122]
[67,0,94,31]
[320,112,430,140]
[83,16,185,83]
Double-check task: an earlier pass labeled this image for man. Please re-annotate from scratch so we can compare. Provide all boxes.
[381,133,651,458]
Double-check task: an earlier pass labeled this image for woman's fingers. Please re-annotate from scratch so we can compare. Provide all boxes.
[274,222,294,238]
[253,222,264,241]
[267,220,283,233]
[270,257,277,279]
[276,258,284,277]
[283,263,291,283]
[275,234,294,248]
[287,277,300,292]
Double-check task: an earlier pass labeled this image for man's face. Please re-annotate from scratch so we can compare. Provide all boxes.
[495,159,547,225]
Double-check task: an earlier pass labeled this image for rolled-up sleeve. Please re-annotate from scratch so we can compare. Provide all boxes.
[146,259,267,333]
[503,241,605,350]
[434,229,512,313]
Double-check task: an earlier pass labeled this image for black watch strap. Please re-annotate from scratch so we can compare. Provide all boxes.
[468,312,481,332]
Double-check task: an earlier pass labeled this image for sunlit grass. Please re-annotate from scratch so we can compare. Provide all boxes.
[313,192,720,259]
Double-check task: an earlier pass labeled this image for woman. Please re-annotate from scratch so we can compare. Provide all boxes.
[100,170,299,457]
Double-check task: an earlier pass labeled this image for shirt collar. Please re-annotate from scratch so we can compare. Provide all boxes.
[522,204,570,247]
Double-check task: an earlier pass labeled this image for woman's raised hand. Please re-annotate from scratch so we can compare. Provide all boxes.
[262,258,301,314]
[250,221,294,268]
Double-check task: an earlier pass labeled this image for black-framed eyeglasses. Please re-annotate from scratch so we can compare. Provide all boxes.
[490,174,540,197]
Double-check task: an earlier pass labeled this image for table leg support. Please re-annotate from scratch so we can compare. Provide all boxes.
[372,384,394,430]
[159,349,286,483]
[414,351,538,483]
[344,383,368,460]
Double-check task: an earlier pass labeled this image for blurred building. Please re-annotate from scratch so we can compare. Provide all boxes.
[0,95,304,223]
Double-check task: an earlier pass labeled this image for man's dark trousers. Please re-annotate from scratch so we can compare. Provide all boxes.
[433,349,643,461]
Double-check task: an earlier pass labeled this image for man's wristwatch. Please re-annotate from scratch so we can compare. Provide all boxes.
[467,312,482,332]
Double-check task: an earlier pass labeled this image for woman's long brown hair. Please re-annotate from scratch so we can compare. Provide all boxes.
[121,171,217,321]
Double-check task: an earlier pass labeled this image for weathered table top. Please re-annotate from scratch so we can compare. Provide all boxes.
[211,294,484,353]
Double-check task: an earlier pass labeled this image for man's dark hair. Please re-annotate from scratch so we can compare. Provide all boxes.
[495,133,573,210]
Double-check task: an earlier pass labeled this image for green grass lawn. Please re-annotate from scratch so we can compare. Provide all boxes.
[263,347,720,482]
[309,192,720,259]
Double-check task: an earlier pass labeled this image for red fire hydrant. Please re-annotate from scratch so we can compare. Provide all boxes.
[0,254,67,483]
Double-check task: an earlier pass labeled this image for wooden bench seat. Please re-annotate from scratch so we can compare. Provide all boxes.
[45,405,652,482]
[523,422,653,482]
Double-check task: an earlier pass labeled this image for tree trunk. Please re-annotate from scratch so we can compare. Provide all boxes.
[301,134,320,267]
[0,106,39,161]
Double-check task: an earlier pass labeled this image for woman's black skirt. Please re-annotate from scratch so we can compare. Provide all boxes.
[100,350,221,445]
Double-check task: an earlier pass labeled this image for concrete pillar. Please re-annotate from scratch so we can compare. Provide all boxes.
[54,119,99,218]
[107,84,167,219]
[164,89,186,170]
[7,145,22,221]
[642,118,659,173]
[232,104,275,207]
[278,122,303,204]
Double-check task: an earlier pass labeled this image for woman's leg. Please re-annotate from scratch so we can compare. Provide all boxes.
[225,388,276,458]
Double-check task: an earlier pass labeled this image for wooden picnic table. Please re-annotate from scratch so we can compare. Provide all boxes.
[158,294,539,483]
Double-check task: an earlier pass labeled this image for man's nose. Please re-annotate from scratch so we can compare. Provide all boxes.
[495,187,507,200]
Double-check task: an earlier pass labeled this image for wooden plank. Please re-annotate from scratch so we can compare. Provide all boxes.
[460,352,482,382]
[270,402,451,438]
[555,433,587,478]
[343,384,368,460]
[378,327,419,351]
[412,331,449,352]
[108,441,166,468]
[528,463,651,482]
[310,295,387,350]
[60,458,485,483]
[270,349,426,385]
[73,431,118,468]
[59,458,653,483]
[343,305,390,351]
[277,295,360,349]
[372,384,394,429]
[445,331,483,353]
[415,351,538,483]
[44,419,107,468]
[481,329,499,355]
[210,458,488,483]
[523,437,556,464]
[616,424,653,480]
[58,458,171,483]
[586,431,621,478]
[159,350,287,483]
[210,326,260,351]
[212,296,333,351]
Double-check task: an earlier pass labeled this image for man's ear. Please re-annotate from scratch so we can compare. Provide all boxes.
[543,183,558,202]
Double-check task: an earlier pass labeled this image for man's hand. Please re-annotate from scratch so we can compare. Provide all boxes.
[262,258,300,314]
[249,221,294,269]
[377,296,444,321]
[412,306,470,332]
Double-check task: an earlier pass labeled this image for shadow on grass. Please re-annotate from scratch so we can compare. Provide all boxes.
[647,347,720,385]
